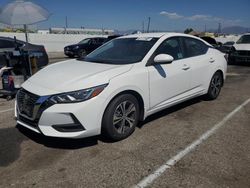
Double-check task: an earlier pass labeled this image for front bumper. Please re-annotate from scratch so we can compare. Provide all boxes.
[64,48,77,56]
[15,90,107,138]
[230,51,250,63]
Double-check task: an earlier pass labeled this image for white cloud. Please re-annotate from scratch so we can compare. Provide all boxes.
[160,11,242,26]
[160,11,183,19]
[187,15,212,21]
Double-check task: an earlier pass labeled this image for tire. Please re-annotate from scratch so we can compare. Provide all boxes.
[77,49,87,58]
[102,94,140,141]
[67,55,74,58]
[206,72,223,100]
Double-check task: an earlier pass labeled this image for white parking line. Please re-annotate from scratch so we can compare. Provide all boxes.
[0,108,14,114]
[133,98,250,188]
[226,73,241,76]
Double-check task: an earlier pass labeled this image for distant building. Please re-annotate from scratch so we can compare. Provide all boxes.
[188,31,215,38]
[188,31,204,37]
[49,27,114,35]
[37,30,50,34]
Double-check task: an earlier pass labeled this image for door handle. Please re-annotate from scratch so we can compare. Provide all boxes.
[182,64,190,70]
[209,58,215,63]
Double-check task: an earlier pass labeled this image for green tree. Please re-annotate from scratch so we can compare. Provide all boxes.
[184,28,194,34]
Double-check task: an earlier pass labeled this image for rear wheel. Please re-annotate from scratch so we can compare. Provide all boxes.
[206,72,223,100]
[102,94,139,141]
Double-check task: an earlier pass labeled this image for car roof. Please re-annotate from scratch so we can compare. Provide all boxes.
[0,36,25,44]
[120,32,199,39]
[87,37,106,39]
[120,32,169,38]
[119,32,212,46]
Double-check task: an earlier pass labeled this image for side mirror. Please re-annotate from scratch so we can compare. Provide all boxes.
[154,54,174,64]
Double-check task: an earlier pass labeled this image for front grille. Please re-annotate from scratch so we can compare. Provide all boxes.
[237,50,250,56]
[36,99,54,119]
[17,89,55,128]
[17,89,40,118]
[19,115,39,129]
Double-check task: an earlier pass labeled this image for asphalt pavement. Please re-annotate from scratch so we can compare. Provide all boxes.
[0,59,249,188]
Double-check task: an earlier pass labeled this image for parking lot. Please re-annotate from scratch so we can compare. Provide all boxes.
[0,59,250,188]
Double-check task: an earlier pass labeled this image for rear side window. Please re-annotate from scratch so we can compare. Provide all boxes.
[183,37,208,57]
[0,39,14,48]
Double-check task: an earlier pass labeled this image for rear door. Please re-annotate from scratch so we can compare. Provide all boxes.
[181,37,211,92]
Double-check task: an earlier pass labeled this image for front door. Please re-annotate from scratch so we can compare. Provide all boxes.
[147,37,191,110]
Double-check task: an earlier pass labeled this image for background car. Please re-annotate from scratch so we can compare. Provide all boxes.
[105,35,122,42]
[219,41,235,54]
[0,36,49,68]
[200,36,224,51]
[64,37,107,58]
[16,33,227,141]
[229,33,250,64]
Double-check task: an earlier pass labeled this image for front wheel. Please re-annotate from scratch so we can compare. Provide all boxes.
[102,94,140,141]
[206,72,223,100]
[67,54,74,58]
[77,49,87,58]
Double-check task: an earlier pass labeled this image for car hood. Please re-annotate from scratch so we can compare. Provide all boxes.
[65,44,86,49]
[234,43,250,51]
[22,59,133,96]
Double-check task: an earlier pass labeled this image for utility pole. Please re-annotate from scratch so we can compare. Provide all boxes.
[205,24,207,33]
[65,16,68,34]
[218,22,222,35]
[102,25,104,35]
[147,17,151,33]
[142,21,144,33]
[66,16,68,28]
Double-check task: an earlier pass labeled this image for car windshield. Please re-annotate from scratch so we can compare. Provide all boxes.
[237,35,250,44]
[78,38,91,44]
[224,41,234,45]
[83,37,158,64]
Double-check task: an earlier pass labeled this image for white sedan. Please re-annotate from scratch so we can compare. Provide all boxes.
[15,33,227,141]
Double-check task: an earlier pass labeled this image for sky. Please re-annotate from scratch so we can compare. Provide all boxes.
[0,0,250,31]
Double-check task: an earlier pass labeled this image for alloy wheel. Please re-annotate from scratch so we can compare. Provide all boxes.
[113,100,136,134]
[210,74,222,98]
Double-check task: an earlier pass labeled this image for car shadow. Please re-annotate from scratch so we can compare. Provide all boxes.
[16,97,204,147]
[138,96,203,128]
[0,127,28,167]
[16,124,98,150]
[154,64,167,78]
[228,61,250,67]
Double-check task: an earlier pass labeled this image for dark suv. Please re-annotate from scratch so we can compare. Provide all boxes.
[64,37,107,58]
[0,37,49,68]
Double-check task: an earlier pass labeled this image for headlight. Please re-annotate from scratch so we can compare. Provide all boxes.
[50,84,108,104]
[74,46,80,49]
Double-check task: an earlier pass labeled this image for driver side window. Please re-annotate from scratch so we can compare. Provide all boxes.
[153,37,184,61]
